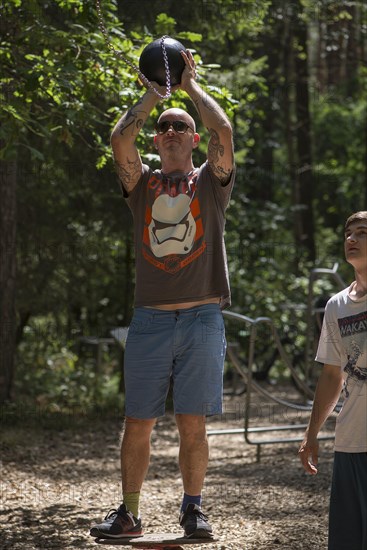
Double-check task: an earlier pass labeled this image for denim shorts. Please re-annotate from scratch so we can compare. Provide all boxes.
[124,303,226,419]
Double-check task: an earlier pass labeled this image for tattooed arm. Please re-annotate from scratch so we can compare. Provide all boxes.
[110,89,160,193]
[180,51,234,184]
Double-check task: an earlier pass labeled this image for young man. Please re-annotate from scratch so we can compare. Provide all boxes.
[299,211,367,550]
[90,50,235,539]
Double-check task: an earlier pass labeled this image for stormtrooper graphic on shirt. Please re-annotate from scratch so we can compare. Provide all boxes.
[149,193,196,257]
[142,169,206,274]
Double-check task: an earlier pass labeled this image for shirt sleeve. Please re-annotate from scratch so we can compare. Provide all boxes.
[315,299,343,367]
[203,161,236,210]
[124,164,151,207]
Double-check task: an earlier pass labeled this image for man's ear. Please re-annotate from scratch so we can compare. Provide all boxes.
[153,135,158,149]
[193,133,200,148]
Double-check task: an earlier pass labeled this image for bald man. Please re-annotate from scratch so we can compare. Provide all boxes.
[90,50,235,541]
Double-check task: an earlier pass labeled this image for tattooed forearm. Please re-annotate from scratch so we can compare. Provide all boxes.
[186,83,233,181]
[112,90,160,140]
[117,107,147,138]
[192,89,230,122]
[193,98,203,120]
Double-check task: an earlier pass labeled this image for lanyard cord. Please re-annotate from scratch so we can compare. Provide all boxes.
[95,0,171,98]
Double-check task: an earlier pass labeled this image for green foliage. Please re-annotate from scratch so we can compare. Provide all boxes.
[15,314,124,413]
[155,13,177,36]
[311,85,366,260]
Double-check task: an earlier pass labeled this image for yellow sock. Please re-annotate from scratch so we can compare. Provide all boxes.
[123,492,140,518]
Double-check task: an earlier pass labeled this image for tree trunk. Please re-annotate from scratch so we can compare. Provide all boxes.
[283,12,300,271]
[345,3,359,97]
[293,4,316,262]
[0,159,17,402]
[325,13,343,87]
[316,19,327,93]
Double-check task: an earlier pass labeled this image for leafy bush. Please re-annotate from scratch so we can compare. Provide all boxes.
[14,315,124,414]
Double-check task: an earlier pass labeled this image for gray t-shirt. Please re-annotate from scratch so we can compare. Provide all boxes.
[316,284,367,452]
[125,161,235,309]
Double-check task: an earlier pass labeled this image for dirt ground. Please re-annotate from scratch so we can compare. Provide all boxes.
[0,386,336,550]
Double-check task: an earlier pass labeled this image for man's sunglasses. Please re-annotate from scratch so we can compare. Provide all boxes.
[155,120,194,134]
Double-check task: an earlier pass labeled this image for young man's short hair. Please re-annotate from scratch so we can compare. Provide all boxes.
[345,211,367,231]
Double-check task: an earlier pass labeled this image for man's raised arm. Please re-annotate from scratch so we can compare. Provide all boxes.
[110,89,160,193]
[180,51,234,184]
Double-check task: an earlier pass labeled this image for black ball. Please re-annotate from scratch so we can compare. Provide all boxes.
[139,37,186,86]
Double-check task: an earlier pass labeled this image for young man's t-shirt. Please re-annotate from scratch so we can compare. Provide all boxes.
[316,284,367,452]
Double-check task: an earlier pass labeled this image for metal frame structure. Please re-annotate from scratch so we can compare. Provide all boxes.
[303,263,346,381]
[207,309,338,462]
[208,263,345,461]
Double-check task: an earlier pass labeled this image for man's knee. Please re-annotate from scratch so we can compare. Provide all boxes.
[176,414,207,444]
[121,417,157,441]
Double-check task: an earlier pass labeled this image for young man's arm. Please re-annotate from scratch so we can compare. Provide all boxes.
[298,364,343,475]
[180,51,234,184]
[110,89,161,194]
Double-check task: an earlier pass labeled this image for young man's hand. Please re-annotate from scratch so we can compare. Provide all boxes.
[298,435,319,475]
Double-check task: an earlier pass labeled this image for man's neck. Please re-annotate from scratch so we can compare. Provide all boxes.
[161,167,195,178]
[350,269,367,299]
[160,156,194,176]
[161,166,195,176]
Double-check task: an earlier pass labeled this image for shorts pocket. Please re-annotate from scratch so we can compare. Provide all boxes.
[198,311,225,343]
[128,316,151,336]
[198,312,224,332]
